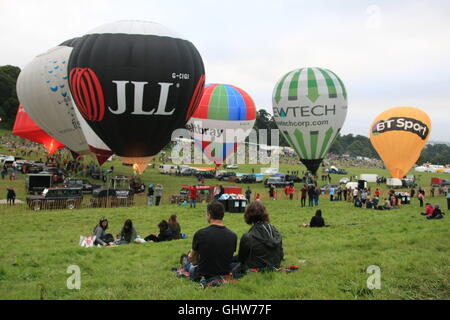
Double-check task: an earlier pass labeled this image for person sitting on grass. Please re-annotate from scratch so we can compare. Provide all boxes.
[115,219,137,245]
[145,220,173,242]
[236,201,284,272]
[179,201,237,281]
[421,203,434,216]
[93,217,115,246]
[301,209,326,228]
[168,214,181,240]
[427,205,445,220]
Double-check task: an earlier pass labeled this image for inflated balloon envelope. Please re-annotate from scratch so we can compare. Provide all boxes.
[186,83,256,165]
[67,20,205,173]
[16,41,113,165]
[370,106,432,179]
[13,105,64,154]
[272,67,348,174]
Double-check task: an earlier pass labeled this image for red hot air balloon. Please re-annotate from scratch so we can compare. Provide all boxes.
[13,105,64,154]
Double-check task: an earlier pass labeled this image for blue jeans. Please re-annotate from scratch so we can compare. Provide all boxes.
[190,198,196,208]
[148,195,154,206]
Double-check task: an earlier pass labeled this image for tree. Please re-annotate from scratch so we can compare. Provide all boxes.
[0,65,21,129]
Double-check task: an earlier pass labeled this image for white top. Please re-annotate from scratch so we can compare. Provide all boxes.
[87,20,184,39]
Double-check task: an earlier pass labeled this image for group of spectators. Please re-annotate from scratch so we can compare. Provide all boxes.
[93,214,182,246]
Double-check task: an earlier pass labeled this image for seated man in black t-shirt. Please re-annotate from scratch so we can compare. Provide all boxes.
[180,201,237,281]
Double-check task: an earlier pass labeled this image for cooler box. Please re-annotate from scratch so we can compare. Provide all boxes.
[239,199,248,213]
[228,199,241,213]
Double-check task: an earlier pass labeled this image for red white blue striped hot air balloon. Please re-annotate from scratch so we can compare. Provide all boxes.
[186,84,256,165]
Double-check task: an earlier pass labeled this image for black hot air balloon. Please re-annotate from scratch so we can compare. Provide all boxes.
[67,20,205,173]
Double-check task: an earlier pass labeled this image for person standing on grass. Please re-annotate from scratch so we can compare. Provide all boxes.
[314,186,321,206]
[155,184,163,206]
[418,191,425,208]
[6,188,16,205]
[269,184,275,200]
[245,186,252,203]
[179,201,237,281]
[189,185,198,208]
[300,184,307,207]
[307,185,315,207]
[147,184,154,206]
[288,184,295,200]
[237,201,284,271]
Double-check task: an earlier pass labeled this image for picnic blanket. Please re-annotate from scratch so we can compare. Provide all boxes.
[172,265,299,288]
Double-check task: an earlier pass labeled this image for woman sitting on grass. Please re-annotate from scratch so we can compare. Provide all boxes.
[427,205,445,220]
[145,220,173,242]
[301,209,326,228]
[115,219,137,245]
[421,203,434,216]
[237,201,284,271]
[168,214,181,240]
[93,217,115,246]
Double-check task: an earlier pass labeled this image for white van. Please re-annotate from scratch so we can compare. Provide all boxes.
[386,178,402,188]
[159,164,176,174]
[359,174,378,183]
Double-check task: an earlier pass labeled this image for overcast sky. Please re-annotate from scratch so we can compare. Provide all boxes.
[1,0,449,142]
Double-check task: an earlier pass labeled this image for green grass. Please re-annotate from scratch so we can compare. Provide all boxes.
[1,134,449,299]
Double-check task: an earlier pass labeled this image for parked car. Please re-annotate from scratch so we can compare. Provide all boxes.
[196,171,215,179]
[26,187,83,211]
[180,168,197,176]
[329,167,347,174]
[285,174,302,183]
[63,178,101,194]
[216,171,237,181]
[264,176,293,188]
[224,164,239,169]
[25,162,45,174]
[236,174,257,184]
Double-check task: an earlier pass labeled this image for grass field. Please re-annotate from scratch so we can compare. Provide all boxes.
[0,138,449,300]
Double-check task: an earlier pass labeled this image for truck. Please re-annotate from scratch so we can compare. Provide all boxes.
[264,176,294,188]
[431,177,450,187]
[26,187,83,211]
[26,173,53,194]
[90,175,134,207]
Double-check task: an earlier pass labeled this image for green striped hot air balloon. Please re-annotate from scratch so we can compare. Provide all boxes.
[272,67,348,174]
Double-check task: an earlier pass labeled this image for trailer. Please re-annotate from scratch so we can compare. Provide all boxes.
[26,173,53,194]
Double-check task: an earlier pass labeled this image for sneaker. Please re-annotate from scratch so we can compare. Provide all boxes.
[179,253,189,268]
